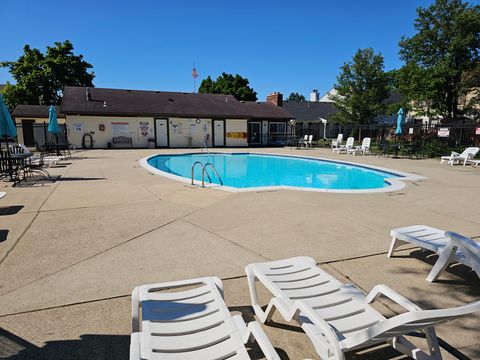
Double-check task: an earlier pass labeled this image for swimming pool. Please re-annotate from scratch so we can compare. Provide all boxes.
[142,152,421,193]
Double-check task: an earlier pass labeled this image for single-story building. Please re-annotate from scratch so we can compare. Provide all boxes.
[11,105,66,147]
[60,86,293,149]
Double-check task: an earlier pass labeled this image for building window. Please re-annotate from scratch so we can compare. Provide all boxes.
[269,122,287,144]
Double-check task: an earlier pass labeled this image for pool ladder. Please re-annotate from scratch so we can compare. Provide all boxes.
[191,161,223,188]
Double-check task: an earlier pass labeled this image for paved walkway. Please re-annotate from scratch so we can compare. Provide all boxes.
[0,148,478,359]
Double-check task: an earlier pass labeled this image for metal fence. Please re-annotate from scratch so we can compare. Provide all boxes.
[296,122,480,155]
[15,122,68,149]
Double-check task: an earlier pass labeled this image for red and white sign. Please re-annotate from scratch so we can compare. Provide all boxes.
[437,127,450,137]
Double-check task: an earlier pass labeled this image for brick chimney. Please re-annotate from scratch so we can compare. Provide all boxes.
[266,92,283,107]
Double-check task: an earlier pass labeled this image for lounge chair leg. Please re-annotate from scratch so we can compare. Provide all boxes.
[387,237,407,257]
[246,269,276,323]
[425,327,442,359]
[390,334,442,360]
[426,245,457,282]
[131,287,140,332]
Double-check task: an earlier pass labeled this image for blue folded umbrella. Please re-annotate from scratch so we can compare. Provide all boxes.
[0,94,16,138]
[395,108,405,135]
[48,105,59,134]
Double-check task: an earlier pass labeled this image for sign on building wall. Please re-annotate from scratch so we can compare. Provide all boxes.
[139,122,149,137]
[227,132,247,139]
[73,124,83,132]
[437,127,450,137]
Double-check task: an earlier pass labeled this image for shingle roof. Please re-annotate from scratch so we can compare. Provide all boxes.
[283,101,338,121]
[12,105,63,118]
[60,86,292,120]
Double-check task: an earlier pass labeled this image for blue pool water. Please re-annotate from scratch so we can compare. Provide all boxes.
[147,153,402,190]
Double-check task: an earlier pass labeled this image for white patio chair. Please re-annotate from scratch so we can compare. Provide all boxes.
[306,135,313,148]
[130,276,279,360]
[333,137,354,154]
[388,225,480,282]
[297,135,308,149]
[440,147,479,166]
[331,133,343,151]
[245,256,480,360]
[347,137,371,156]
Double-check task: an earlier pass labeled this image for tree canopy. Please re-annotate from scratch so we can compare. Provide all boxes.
[198,72,257,101]
[396,0,480,121]
[1,40,94,109]
[286,92,306,102]
[331,48,390,124]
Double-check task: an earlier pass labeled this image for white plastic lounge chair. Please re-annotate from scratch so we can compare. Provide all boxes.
[333,137,354,154]
[331,134,343,151]
[440,147,479,166]
[347,137,371,156]
[0,192,5,199]
[306,135,313,148]
[298,135,308,149]
[245,256,480,360]
[388,225,480,282]
[130,276,279,360]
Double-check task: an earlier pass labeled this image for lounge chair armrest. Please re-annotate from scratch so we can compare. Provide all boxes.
[243,321,280,360]
[451,151,460,156]
[366,285,422,312]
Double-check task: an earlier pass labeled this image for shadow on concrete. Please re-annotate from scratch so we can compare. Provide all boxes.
[0,230,9,243]
[394,249,480,288]
[0,329,129,360]
[0,205,24,216]
[53,177,106,182]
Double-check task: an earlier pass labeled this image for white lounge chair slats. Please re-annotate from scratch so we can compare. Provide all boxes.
[246,256,480,359]
[389,225,480,282]
[131,276,279,360]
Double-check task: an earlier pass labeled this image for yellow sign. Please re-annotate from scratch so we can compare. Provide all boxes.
[227,132,247,139]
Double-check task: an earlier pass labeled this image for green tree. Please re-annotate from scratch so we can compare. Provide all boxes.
[286,92,306,102]
[331,48,390,124]
[397,0,480,121]
[198,72,257,101]
[1,40,94,109]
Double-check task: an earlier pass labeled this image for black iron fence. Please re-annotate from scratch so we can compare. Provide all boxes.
[295,122,480,156]
[15,122,68,149]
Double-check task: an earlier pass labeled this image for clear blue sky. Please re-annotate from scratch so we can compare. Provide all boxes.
[1,0,475,100]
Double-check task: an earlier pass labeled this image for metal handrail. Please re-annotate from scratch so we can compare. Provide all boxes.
[202,162,223,188]
[191,161,211,185]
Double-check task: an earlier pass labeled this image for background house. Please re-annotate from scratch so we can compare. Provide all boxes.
[60,87,293,149]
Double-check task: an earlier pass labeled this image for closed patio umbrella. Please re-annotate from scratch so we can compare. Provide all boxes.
[393,108,405,158]
[0,94,16,140]
[395,108,405,136]
[48,105,60,155]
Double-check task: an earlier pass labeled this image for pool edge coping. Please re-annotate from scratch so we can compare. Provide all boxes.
[139,151,426,194]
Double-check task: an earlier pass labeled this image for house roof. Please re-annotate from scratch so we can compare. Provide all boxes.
[283,101,338,121]
[12,105,63,118]
[60,86,292,120]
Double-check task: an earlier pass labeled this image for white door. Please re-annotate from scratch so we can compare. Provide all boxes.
[213,120,225,147]
[155,119,168,147]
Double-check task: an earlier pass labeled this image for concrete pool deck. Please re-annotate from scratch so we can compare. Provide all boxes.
[0,148,478,359]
